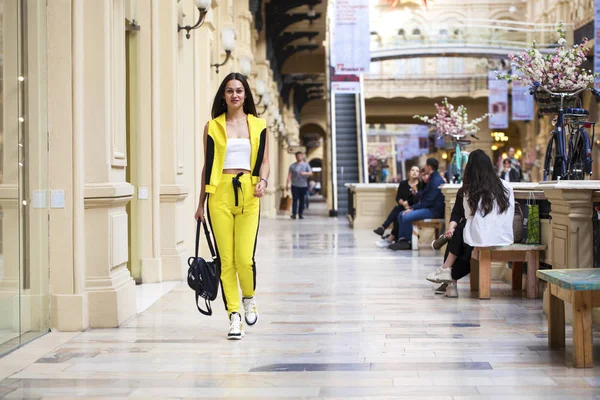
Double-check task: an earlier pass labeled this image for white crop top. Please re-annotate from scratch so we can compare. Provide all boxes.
[223,138,251,170]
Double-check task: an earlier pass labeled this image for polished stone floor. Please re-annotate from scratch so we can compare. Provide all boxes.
[1,202,600,399]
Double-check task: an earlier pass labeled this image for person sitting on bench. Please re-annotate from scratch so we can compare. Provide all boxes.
[374,165,423,238]
[389,158,445,251]
[425,150,515,297]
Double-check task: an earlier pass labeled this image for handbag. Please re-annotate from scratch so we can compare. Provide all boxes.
[187,219,220,316]
[513,202,524,243]
[523,192,540,244]
[279,193,292,211]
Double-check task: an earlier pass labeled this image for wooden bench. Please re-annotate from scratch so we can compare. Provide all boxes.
[411,219,445,250]
[470,243,547,300]
[537,269,600,368]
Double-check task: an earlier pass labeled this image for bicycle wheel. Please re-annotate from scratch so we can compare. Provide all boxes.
[543,132,559,181]
[568,127,593,180]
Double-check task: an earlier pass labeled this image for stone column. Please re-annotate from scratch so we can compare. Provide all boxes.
[156,0,189,281]
[80,0,136,328]
[47,0,89,331]
[126,0,164,283]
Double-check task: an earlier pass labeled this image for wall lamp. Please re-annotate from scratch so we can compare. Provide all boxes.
[255,79,266,105]
[257,92,271,116]
[239,57,252,78]
[178,0,211,40]
[211,28,236,74]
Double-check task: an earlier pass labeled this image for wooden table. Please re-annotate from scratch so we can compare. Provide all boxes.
[537,268,600,368]
[471,243,547,300]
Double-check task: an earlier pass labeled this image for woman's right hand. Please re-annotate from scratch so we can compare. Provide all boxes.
[444,227,455,239]
[194,206,205,222]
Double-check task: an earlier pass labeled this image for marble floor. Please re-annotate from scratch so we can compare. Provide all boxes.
[1,202,600,399]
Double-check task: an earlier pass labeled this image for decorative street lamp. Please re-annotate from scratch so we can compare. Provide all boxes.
[211,28,236,74]
[177,0,211,40]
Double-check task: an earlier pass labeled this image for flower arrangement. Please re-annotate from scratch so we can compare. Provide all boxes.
[498,21,596,91]
[414,98,489,139]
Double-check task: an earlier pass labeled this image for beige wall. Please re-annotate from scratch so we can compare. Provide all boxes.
[46,0,295,331]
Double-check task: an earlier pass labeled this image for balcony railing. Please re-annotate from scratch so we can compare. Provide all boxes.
[371,19,574,61]
[364,74,488,99]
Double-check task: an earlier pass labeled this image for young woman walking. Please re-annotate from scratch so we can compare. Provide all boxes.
[195,73,270,340]
[426,150,514,297]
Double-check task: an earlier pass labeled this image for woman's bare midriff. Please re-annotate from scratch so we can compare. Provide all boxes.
[223,169,251,175]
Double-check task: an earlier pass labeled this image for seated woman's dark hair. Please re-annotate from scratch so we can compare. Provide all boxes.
[211,73,258,119]
[459,149,510,217]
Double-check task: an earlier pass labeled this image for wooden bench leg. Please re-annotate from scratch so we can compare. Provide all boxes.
[526,251,540,299]
[572,291,593,368]
[548,284,565,349]
[411,225,419,251]
[512,262,523,291]
[470,257,479,292]
[478,249,491,300]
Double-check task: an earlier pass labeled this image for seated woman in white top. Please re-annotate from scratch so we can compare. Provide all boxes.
[426,149,515,298]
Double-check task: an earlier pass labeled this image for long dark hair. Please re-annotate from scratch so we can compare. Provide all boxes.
[459,149,510,216]
[211,73,258,119]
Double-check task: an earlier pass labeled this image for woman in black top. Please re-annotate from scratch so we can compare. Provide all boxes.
[374,165,423,238]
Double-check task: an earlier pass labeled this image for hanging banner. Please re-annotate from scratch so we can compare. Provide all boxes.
[488,71,509,129]
[331,0,370,74]
[595,0,600,89]
[512,72,535,121]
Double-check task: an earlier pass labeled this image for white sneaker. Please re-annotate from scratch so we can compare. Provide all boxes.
[426,267,453,283]
[446,282,458,298]
[242,296,259,326]
[227,312,244,340]
[375,239,390,248]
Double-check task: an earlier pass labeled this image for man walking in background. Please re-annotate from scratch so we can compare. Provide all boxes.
[287,151,313,219]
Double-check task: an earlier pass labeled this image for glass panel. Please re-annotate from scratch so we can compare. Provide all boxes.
[0,0,23,356]
[0,0,49,356]
[20,0,49,347]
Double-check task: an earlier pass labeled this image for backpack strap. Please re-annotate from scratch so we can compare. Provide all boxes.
[194,219,217,260]
[195,289,213,316]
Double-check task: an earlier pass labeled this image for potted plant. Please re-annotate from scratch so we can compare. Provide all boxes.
[414,99,489,183]
[497,21,597,113]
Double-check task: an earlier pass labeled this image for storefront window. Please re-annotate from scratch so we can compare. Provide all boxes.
[0,0,49,356]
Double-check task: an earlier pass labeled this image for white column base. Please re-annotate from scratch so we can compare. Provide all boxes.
[140,257,163,283]
[161,246,186,281]
[51,293,89,331]
[87,267,137,328]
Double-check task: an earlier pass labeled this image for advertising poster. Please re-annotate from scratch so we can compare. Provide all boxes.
[512,72,535,121]
[331,0,370,74]
[488,71,509,129]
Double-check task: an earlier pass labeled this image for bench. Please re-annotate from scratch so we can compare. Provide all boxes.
[536,269,600,368]
[411,219,445,250]
[470,243,547,300]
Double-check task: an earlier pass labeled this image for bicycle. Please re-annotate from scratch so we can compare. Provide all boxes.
[443,134,475,184]
[532,84,598,181]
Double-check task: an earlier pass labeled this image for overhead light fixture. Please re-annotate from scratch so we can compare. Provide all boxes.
[211,28,235,74]
[177,0,211,40]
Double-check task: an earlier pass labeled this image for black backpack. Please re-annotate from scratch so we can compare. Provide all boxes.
[187,220,220,316]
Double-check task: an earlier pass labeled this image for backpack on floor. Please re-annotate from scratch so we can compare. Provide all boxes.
[187,220,220,316]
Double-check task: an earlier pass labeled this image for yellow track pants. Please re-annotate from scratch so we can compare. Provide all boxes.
[207,173,260,317]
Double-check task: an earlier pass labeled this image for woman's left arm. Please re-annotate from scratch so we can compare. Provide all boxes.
[254,130,270,198]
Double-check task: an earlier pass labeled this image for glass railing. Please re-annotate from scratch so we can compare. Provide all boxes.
[371,19,574,60]
[364,74,488,98]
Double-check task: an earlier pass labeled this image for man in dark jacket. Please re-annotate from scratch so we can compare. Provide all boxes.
[390,158,445,251]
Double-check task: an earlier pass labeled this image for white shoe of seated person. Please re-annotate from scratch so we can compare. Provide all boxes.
[445,282,458,298]
[426,267,453,283]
